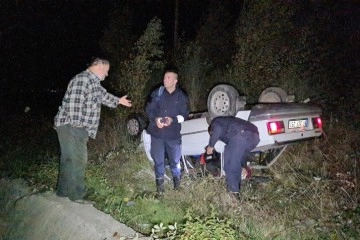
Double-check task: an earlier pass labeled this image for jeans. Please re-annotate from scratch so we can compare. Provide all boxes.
[55,124,89,200]
[224,130,260,192]
[150,136,182,180]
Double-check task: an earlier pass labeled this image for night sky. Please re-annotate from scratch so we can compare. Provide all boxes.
[1,1,226,86]
[1,0,241,113]
[1,1,114,98]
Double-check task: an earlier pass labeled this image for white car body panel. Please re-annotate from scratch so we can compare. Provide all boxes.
[142,103,322,164]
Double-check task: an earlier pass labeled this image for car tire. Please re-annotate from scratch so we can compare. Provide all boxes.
[207,84,240,117]
[258,87,288,103]
[126,113,148,137]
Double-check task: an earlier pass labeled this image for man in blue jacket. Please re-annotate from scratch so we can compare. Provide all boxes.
[206,116,260,196]
[145,67,189,196]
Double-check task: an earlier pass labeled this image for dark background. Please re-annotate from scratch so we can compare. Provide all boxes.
[0,1,240,86]
[0,0,242,115]
[1,0,359,117]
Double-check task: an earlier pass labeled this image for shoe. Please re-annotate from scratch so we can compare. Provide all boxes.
[173,176,181,190]
[156,178,165,193]
[73,199,95,205]
[155,178,165,198]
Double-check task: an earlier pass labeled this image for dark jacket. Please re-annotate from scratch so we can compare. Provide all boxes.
[145,86,189,140]
[208,117,259,147]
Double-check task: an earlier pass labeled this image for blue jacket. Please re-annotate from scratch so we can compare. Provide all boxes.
[208,117,259,147]
[145,86,189,140]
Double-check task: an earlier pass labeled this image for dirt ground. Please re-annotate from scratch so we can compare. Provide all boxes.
[0,178,151,240]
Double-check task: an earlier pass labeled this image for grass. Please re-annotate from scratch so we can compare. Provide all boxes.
[1,112,359,239]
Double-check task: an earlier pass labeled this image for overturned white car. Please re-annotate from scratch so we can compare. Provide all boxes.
[126,84,323,170]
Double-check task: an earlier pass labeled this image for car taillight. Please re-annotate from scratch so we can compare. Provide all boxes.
[312,117,322,129]
[267,121,285,135]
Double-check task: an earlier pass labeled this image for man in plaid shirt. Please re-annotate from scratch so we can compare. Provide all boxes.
[54,57,131,204]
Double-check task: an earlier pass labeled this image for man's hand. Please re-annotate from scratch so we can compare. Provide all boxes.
[206,146,214,155]
[119,95,132,107]
[156,117,173,128]
[156,117,165,128]
[162,117,173,127]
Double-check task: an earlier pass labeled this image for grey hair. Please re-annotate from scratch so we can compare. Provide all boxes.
[89,58,109,66]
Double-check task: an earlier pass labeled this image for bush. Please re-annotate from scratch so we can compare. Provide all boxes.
[231,1,328,103]
[113,17,165,117]
[179,207,236,240]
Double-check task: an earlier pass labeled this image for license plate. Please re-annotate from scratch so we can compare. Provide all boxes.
[288,119,308,129]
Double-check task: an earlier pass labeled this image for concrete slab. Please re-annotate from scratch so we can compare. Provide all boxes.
[0,178,150,240]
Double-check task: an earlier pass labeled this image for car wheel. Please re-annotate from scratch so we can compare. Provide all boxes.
[207,84,239,117]
[258,87,288,103]
[126,113,147,137]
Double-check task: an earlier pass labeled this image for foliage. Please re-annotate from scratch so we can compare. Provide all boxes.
[175,41,212,111]
[232,1,292,100]
[179,207,236,240]
[100,2,138,77]
[173,1,240,112]
[194,0,238,68]
[151,222,178,239]
[1,109,360,239]
[1,1,360,239]
[231,0,328,102]
[302,1,360,118]
[87,113,138,163]
[113,17,165,116]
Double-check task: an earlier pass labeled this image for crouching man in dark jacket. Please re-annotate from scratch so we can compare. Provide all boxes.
[145,67,189,196]
[206,116,260,196]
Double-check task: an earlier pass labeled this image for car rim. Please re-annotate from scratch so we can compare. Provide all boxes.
[127,119,139,135]
[259,92,281,102]
[211,91,230,114]
[258,87,288,103]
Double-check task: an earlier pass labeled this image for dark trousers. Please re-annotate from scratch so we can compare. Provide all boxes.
[55,124,89,200]
[150,136,182,180]
[224,131,260,192]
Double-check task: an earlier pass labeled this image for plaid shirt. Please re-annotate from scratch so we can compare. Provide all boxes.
[54,69,119,139]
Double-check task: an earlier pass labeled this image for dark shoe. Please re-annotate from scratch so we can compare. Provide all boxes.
[173,176,181,190]
[73,199,95,205]
[156,178,165,193]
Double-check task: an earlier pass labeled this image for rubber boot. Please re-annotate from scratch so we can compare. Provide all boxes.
[173,176,181,190]
[155,178,164,198]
